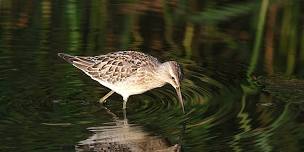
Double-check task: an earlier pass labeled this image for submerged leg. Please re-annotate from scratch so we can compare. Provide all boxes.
[122,108,128,126]
[99,90,115,103]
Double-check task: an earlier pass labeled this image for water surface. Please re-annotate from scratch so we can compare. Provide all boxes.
[0,0,304,152]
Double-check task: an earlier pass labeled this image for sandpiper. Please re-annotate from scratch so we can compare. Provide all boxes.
[58,51,184,112]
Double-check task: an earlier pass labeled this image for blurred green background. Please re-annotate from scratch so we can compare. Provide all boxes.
[0,0,303,151]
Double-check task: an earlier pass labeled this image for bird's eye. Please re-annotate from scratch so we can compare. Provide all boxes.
[171,77,175,80]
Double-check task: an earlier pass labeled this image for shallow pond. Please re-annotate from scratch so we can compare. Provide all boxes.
[0,1,303,152]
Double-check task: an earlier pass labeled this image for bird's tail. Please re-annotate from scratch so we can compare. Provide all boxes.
[57,53,95,70]
[58,53,76,64]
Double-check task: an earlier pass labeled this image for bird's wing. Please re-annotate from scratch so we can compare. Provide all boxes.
[58,51,159,84]
[87,51,160,84]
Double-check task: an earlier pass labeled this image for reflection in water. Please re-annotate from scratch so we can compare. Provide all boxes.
[0,0,304,151]
[76,108,181,152]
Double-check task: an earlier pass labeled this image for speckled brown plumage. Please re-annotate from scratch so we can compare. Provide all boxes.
[59,51,159,84]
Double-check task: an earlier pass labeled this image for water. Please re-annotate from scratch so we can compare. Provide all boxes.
[1,1,304,152]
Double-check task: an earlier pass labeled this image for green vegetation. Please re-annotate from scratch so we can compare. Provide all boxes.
[0,0,303,151]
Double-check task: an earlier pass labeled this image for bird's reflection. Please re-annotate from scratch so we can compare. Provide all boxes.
[75,107,181,152]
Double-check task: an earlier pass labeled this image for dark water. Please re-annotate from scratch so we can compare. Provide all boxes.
[1,1,304,152]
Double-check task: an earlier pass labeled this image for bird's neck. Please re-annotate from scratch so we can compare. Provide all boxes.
[155,62,169,82]
[156,62,168,73]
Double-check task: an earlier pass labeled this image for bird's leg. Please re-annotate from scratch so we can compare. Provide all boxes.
[123,100,127,109]
[122,108,128,126]
[122,96,129,109]
[99,90,115,103]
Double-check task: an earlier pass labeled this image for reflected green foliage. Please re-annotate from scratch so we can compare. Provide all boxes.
[190,2,256,24]
[257,75,304,103]
[247,0,269,77]
[0,0,303,151]
[66,0,81,52]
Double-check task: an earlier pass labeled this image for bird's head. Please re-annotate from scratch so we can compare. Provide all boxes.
[160,61,184,113]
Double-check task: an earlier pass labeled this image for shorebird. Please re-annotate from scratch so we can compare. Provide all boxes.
[58,51,184,112]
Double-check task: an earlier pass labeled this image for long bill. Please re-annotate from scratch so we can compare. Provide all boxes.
[175,87,185,113]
